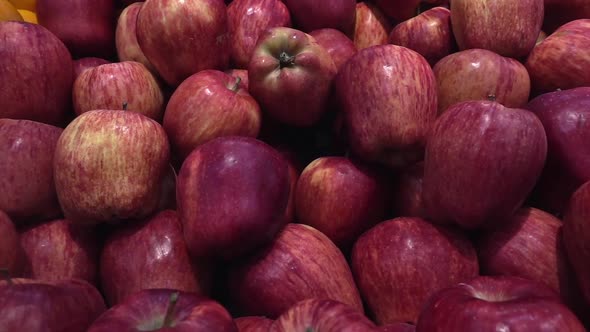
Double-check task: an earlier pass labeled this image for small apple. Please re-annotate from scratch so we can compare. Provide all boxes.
[353,2,392,50]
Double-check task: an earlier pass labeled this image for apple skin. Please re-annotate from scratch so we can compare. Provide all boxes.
[281,0,356,35]
[0,21,73,126]
[73,61,165,120]
[294,156,391,251]
[450,0,544,59]
[543,0,590,33]
[228,223,363,319]
[36,0,116,59]
[0,278,107,332]
[163,69,262,163]
[115,1,156,74]
[225,69,249,91]
[136,0,229,86]
[0,119,63,223]
[0,211,23,276]
[353,2,392,50]
[377,323,416,332]
[248,27,337,127]
[54,110,170,225]
[227,0,291,69]
[389,7,454,67]
[177,136,290,260]
[433,48,531,114]
[415,276,586,332]
[87,289,237,332]
[351,217,479,325]
[334,44,438,168]
[269,298,377,332]
[99,210,210,306]
[374,0,446,23]
[234,316,273,332]
[73,57,111,80]
[19,218,99,284]
[309,28,357,71]
[525,19,590,95]
[391,161,425,219]
[422,100,547,229]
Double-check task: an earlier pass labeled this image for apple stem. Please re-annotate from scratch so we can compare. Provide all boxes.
[122,102,128,111]
[162,291,180,328]
[279,51,296,69]
[230,76,242,92]
[0,268,12,285]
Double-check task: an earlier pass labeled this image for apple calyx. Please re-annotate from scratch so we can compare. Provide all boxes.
[0,268,13,285]
[162,291,180,328]
[279,51,296,69]
[229,76,242,92]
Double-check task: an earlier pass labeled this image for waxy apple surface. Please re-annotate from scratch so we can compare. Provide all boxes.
[564,181,590,304]
[353,2,391,50]
[73,57,110,80]
[115,2,156,74]
[281,0,356,35]
[234,316,273,331]
[309,28,357,71]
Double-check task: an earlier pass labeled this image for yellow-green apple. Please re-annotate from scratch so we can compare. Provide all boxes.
[391,161,425,218]
[389,7,455,66]
[227,223,363,318]
[73,61,165,121]
[136,0,229,86]
[422,100,547,229]
[248,27,337,127]
[19,218,99,284]
[73,57,110,80]
[234,316,273,331]
[433,49,531,114]
[374,0,447,23]
[0,211,23,276]
[0,278,106,332]
[54,110,170,225]
[115,1,156,74]
[225,69,249,91]
[451,0,544,58]
[36,0,116,58]
[294,156,391,251]
[177,136,290,260]
[0,119,63,223]
[334,44,437,168]
[87,289,237,331]
[525,19,590,95]
[415,276,586,332]
[163,70,261,163]
[351,217,479,324]
[309,28,357,70]
[543,0,590,33]
[353,2,392,50]
[269,298,377,332]
[378,323,416,332]
[100,210,211,306]
[0,21,73,126]
[281,0,356,35]
[227,0,291,69]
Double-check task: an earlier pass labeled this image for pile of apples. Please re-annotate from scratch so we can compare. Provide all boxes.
[1,0,590,331]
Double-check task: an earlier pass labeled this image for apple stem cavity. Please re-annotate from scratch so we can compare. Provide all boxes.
[122,102,128,111]
[0,268,12,285]
[230,76,242,92]
[279,51,296,69]
[486,94,497,102]
[162,291,180,328]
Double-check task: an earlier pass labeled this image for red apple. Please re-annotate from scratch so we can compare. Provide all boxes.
[0,119,63,223]
[73,61,165,120]
[227,0,291,69]
[115,1,156,74]
[353,2,392,50]
[309,28,358,71]
[270,298,377,332]
[378,323,416,332]
[163,69,262,163]
[0,211,23,276]
[334,44,437,168]
[0,21,73,126]
[136,0,229,86]
[451,0,544,58]
[389,7,455,67]
[73,57,111,80]
[422,100,547,229]
[228,223,363,318]
[433,49,531,114]
[391,161,426,219]
[525,19,590,95]
[374,0,446,23]
[281,0,356,35]
[225,69,249,91]
[415,276,586,331]
[234,316,273,332]
[351,217,479,325]
[87,289,237,331]
[543,0,590,33]
[36,0,116,58]
[54,110,170,225]
[248,27,337,127]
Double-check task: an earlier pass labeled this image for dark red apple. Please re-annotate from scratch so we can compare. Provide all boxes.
[377,323,416,332]
[309,28,357,70]
[391,161,425,219]
[281,0,356,35]
[73,57,110,80]
[115,2,156,74]
[374,0,446,23]
[0,211,23,276]
[543,0,590,33]
[234,316,273,332]
[353,2,392,50]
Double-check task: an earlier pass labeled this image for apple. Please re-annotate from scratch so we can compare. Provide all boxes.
[163,69,262,163]
[54,109,170,225]
[309,28,358,70]
[36,0,116,58]
[177,136,290,260]
[87,289,237,331]
[422,100,547,229]
[0,211,23,276]
[0,278,106,332]
[227,0,291,69]
[388,7,455,67]
[377,323,416,332]
[270,298,377,332]
[248,27,337,127]
[228,223,363,318]
[100,210,211,306]
[115,1,156,74]
[391,161,425,219]
[450,0,544,58]
[525,19,590,95]
[234,316,273,331]
[73,61,165,120]
[19,218,99,284]
[543,0,590,33]
[0,119,63,223]
[73,57,111,80]
[536,30,548,44]
[415,276,586,331]
[294,156,391,251]
[281,0,356,35]
[0,21,73,126]
[353,2,392,50]
[351,217,479,325]
[225,69,249,91]
[433,49,531,114]
[374,0,447,23]
[136,0,229,86]
[334,44,437,168]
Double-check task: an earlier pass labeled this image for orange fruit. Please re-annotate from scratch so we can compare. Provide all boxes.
[0,0,23,22]
[17,8,36,23]
[8,0,34,11]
